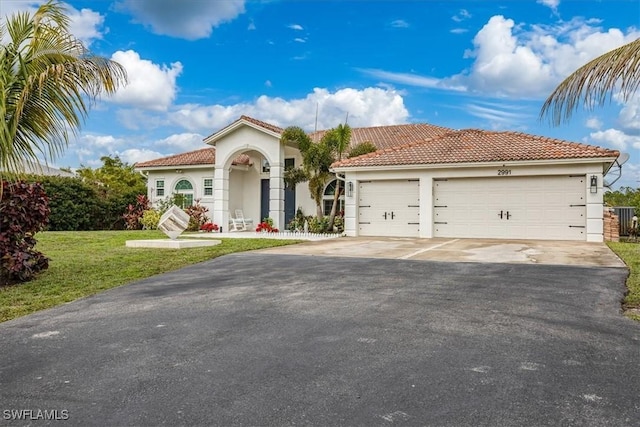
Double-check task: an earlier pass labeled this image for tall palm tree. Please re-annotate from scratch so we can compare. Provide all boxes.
[540,38,640,125]
[0,0,127,179]
[325,123,351,228]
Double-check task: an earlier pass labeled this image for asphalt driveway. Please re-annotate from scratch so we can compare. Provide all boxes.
[0,253,638,426]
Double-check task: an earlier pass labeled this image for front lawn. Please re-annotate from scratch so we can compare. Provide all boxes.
[607,242,640,321]
[0,231,299,322]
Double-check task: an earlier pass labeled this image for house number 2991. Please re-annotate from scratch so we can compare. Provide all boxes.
[497,169,512,176]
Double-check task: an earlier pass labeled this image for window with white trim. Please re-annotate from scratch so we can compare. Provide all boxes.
[155,179,165,197]
[174,179,194,208]
[203,178,213,196]
[323,179,344,216]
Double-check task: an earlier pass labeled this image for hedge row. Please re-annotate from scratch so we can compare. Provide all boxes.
[23,175,143,231]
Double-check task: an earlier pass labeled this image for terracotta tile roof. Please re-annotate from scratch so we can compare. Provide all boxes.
[332,129,619,168]
[239,115,284,134]
[135,148,251,168]
[204,115,284,141]
[311,123,453,150]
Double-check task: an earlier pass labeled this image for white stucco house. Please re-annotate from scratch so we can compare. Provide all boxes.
[135,115,619,242]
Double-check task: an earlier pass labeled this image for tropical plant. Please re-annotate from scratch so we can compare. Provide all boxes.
[281,123,353,227]
[540,38,640,124]
[122,194,150,230]
[0,0,127,181]
[281,126,331,218]
[323,124,351,228]
[0,181,50,285]
[184,199,209,231]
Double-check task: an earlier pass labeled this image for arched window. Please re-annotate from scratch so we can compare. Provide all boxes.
[323,179,344,216]
[174,179,194,208]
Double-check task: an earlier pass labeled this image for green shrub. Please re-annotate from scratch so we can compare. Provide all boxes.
[140,209,161,230]
[308,216,330,233]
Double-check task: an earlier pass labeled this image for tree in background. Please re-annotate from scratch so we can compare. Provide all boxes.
[0,1,127,181]
[540,39,640,125]
[77,156,147,229]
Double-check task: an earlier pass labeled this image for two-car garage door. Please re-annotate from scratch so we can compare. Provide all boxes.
[357,176,587,241]
[433,176,586,241]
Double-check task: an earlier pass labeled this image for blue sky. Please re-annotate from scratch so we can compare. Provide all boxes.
[3,0,640,187]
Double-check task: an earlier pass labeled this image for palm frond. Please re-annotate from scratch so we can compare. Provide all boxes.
[541,38,640,125]
[0,0,127,180]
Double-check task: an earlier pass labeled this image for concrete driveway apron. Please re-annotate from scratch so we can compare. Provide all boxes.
[257,237,626,267]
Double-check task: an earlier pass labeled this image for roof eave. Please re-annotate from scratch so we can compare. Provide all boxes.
[332,156,620,173]
[135,164,215,172]
[203,119,282,145]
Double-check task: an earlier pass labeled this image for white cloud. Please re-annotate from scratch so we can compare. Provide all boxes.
[616,93,640,134]
[78,134,125,148]
[265,80,273,88]
[365,15,640,101]
[452,9,471,23]
[68,7,105,46]
[359,68,466,92]
[537,0,560,11]
[450,28,469,35]
[585,117,602,130]
[107,50,183,111]
[465,101,532,128]
[288,24,304,31]
[1,2,106,46]
[169,87,409,133]
[247,20,256,31]
[589,128,640,151]
[294,38,306,43]
[118,148,167,165]
[390,20,409,28]
[156,133,207,151]
[116,0,245,40]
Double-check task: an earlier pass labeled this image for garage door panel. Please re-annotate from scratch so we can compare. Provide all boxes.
[433,176,587,241]
[359,180,419,237]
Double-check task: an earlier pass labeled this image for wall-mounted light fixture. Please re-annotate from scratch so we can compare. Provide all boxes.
[175,169,183,174]
[590,175,598,193]
[347,181,354,197]
[262,159,270,173]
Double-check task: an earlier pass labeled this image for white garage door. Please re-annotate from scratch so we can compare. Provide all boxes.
[359,180,419,237]
[433,175,586,241]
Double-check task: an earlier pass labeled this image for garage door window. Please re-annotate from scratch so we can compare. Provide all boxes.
[323,180,344,215]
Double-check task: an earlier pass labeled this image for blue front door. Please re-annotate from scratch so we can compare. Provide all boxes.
[260,179,269,222]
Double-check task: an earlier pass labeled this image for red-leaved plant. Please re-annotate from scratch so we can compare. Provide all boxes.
[256,222,279,233]
[0,181,50,285]
[199,222,219,232]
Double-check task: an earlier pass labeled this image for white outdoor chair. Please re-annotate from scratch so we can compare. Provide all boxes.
[230,210,254,231]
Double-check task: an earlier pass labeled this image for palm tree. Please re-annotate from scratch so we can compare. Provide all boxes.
[540,38,640,125]
[324,123,351,228]
[0,0,127,179]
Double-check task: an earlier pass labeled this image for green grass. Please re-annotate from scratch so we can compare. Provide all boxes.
[607,241,640,321]
[0,230,300,322]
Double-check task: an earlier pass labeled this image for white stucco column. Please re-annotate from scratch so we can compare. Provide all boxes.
[343,172,357,237]
[269,163,285,230]
[420,176,433,238]
[586,172,604,242]
[213,166,230,232]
